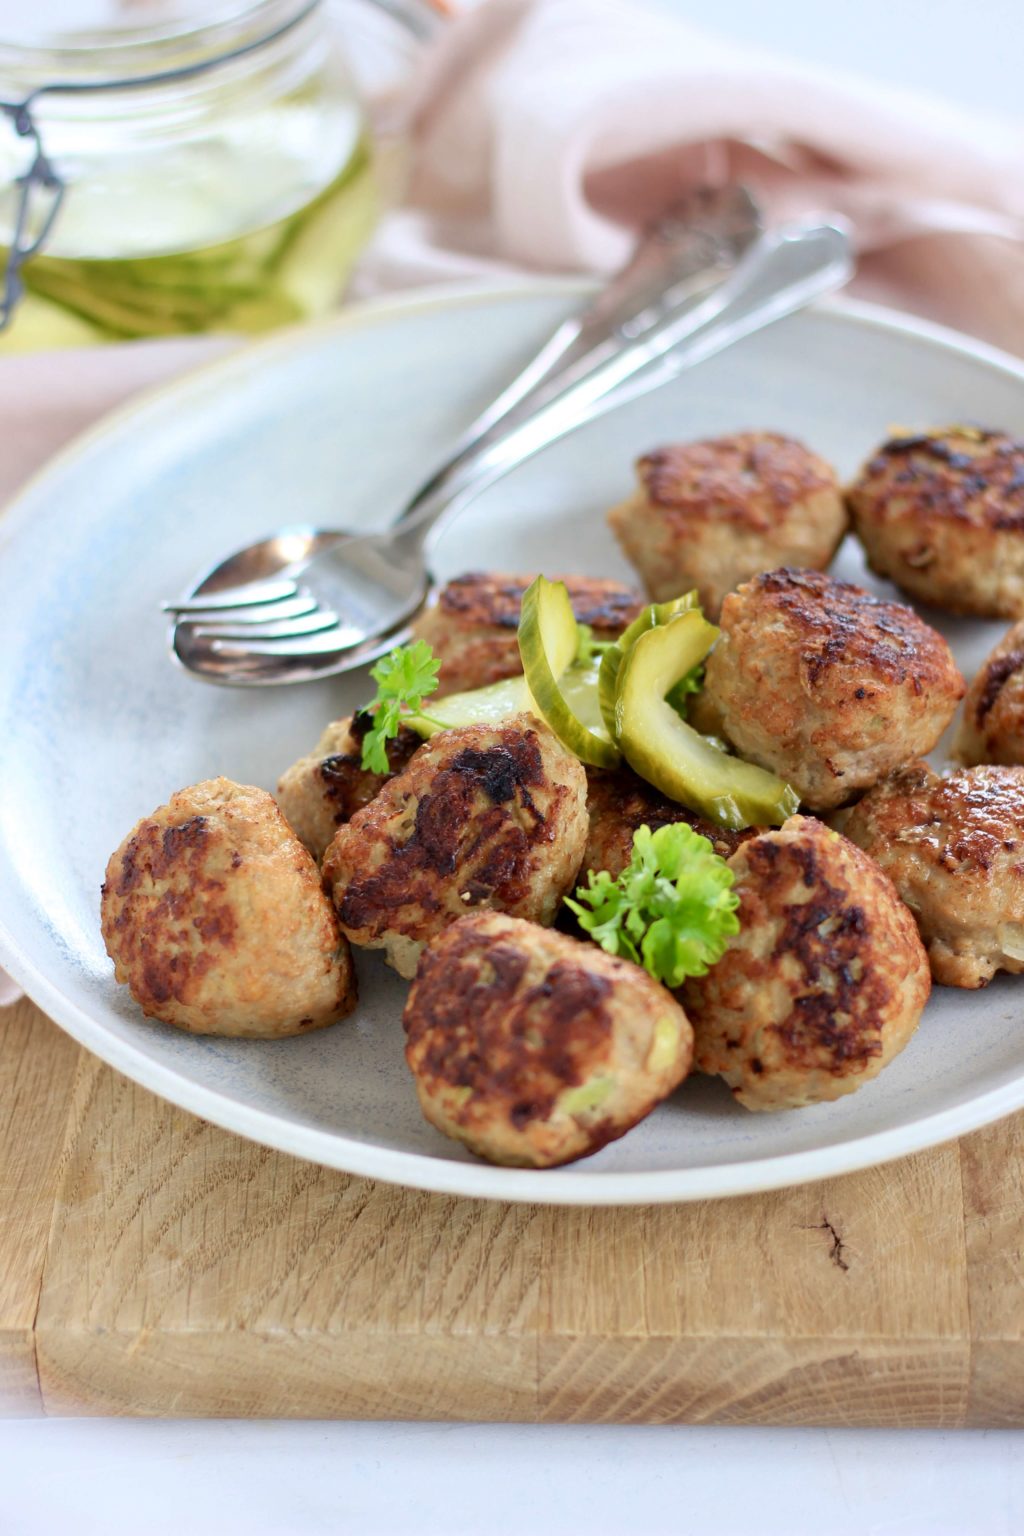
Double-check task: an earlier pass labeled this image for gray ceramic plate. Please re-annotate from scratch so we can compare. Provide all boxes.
[2,282,1023,1203]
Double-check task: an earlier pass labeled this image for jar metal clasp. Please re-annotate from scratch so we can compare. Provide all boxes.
[0,96,65,332]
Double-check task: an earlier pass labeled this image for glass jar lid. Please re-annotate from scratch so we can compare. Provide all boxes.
[0,0,319,87]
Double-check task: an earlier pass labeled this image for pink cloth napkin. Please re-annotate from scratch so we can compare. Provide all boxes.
[363,0,1024,322]
[4,0,1024,1004]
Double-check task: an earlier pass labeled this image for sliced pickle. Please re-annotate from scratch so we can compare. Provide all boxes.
[598,642,625,738]
[518,576,620,768]
[618,590,700,651]
[599,590,701,740]
[616,612,799,830]
[408,675,530,737]
[408,660,611,748]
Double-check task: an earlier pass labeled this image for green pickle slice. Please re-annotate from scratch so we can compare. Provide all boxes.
[616,611,799,830]
[408,675,531,738]
[598,590,701,740]
[618,590,701,651]
[518,577,620,768]
[407,653,612,749]
[598,641,626,739]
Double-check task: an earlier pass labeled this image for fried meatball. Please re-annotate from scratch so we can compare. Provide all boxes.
[410,570,643,696]
[404,911,693,1166]
[607,431,846,619]
[955,621,1024,767]
[682,815,930,1110]
[101,778,356,1037]
[843,760,1024,988]
[703,568,964,811]
[847,427,1024,618]
[276,714,420,862]
[583,765,757,878]
[322,716,588,979]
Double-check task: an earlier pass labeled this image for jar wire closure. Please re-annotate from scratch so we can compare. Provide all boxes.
[0,0,331,333]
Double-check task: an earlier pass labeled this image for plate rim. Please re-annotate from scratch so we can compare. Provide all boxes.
[4,277,1024,1205]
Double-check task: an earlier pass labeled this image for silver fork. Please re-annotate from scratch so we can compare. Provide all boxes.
[167,201,853,686]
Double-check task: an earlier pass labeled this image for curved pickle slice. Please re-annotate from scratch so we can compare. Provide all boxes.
[410,674,531,737]
[598,590,701,739]
[616,611,799,830]
[518,576,620,768]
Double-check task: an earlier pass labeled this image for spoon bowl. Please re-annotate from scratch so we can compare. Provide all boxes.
[171,525,432,684]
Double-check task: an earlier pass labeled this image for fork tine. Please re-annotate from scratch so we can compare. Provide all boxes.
[173,592,320,626]
[207,622,366,659]
[191,609,342,642]
[162,577,300,615]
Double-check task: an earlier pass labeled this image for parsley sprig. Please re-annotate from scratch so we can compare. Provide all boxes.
[566,822,740,988]
[666,663,704,717]
[359,640,442,774]
[575,623,615,664]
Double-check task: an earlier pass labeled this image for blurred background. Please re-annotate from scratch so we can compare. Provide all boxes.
[667,0,1021,108]
[2,0,1021,354]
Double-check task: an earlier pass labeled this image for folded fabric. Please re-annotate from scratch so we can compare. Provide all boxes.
[362,0,1024,345]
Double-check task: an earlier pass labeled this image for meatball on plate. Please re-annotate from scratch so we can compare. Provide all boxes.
[844,761,1024,989]
[703,568,964,810]
[848,427,1024,618]
[609,431,846,619]
[277,714,420,862]
[956,620,1024,767]
[683,817,930,1110]
[322,716,588,979]
[405,913,693,1167]
[584,765,757,879]
[101,779,356,1037]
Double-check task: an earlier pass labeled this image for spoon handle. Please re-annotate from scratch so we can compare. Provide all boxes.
[422,184,762,476]
[436,185,764,454]
[387,217,854,561]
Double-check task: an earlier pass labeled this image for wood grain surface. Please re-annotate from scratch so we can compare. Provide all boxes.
[3,997,1023,1425]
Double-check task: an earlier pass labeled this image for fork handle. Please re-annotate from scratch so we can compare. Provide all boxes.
[407,184,762,498]
[385,217,854,565]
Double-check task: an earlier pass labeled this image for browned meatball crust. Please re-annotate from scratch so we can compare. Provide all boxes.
[608,431,846,618]
[322,716,588,978]
[404,912,693,1166]
[843,761,1024,988]
[955,620,1024,767]
[683,815,930,1109]
[101,778,356,1037]
[411,570,644,696]
[703,568,965,810]
[583,765,757,879]
[847,428,1024,618]
[277,714,420,862]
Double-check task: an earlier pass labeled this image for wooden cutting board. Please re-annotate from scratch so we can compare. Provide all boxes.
[3,995,1023,1425]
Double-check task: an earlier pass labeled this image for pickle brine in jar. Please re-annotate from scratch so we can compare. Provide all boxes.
[0,0,379,349]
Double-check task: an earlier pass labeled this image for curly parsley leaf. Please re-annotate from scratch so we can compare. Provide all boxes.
[566,822,740,987]
[359,639,441,774]
[666,662,705,718]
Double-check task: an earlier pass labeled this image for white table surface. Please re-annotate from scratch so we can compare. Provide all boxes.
[5,1,1024,1531]
[1,1420,1023,1536]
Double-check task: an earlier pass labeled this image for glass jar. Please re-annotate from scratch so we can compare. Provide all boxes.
[0,0,427,351]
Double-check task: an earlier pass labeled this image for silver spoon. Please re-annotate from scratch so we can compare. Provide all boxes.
[168,210,853,686]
